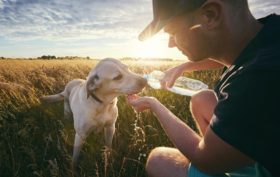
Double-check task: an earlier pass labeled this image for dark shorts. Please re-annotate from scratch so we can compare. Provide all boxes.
[188,163,272,177]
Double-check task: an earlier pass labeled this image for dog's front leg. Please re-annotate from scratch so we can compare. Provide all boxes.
[72,133,85,167]
[104,124,115,148]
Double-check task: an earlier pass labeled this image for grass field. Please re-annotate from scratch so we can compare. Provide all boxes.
[0,59,222,177]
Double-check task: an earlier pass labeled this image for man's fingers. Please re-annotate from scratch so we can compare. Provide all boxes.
[126,94,139,102]
[126,95,141,107]
[160,79,168,89]
[166,81,174,88]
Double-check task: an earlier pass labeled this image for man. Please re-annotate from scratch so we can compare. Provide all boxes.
[127,0,279,177]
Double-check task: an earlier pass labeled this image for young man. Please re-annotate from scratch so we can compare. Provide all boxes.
[127,0,279,177]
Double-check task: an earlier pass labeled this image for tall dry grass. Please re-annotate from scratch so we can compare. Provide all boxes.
[0,59,222,177]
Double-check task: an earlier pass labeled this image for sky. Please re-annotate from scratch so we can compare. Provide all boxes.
[0,0,279,59]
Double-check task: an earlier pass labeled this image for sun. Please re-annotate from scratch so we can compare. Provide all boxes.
[132,34,170,58]
[128,32,186,60]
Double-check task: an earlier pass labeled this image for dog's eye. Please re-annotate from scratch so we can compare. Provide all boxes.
[113,74,123,80]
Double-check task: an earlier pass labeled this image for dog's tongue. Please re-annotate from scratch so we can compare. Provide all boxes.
[127,94,138,102]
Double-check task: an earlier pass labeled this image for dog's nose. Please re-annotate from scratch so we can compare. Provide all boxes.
[138,77,148,88]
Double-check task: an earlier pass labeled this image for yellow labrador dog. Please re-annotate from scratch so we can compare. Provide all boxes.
[40,58,146,165]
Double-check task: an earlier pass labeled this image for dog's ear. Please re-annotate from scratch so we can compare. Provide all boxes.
[86,74,101,98]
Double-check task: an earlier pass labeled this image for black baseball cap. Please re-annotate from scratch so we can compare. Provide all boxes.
[138,0,207,41]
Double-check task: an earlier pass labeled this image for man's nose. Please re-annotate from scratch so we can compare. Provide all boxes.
[168,36,176,48]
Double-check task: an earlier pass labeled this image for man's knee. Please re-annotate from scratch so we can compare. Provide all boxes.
[146,147,165,176]
[189,90,216,116]
[190,90,214,108]
[146,147,189,177]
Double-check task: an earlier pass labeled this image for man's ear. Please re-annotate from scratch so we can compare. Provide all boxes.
[199,1,222,30]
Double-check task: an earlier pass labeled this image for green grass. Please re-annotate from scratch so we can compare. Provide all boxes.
[0,59,222,177]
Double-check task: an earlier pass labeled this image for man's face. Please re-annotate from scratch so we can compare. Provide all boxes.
[164,12,210,61]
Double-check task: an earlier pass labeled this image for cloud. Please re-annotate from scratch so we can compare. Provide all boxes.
[1,0,278,42]
[0,0,279,58]
[0,1,3,10]
[249,0,280,18]
[0,0,152,41]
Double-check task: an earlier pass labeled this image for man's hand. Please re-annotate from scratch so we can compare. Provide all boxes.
[160,65,184,89]
[126,94,158,112]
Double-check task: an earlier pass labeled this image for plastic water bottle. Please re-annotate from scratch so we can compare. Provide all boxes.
[143,70,208,96]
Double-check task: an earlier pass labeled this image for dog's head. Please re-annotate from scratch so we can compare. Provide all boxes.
[86,58,147,101]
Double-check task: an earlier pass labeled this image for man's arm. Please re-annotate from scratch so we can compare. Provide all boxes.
[149,99,254,174]
[161,59,223,88]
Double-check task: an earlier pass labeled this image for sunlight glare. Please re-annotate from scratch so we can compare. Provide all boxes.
[132,34,170,58]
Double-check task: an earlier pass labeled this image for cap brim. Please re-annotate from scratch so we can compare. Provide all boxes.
[138,19,169,41]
